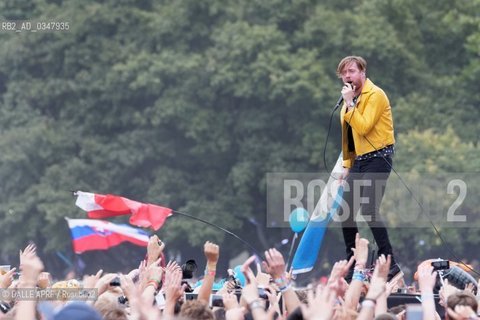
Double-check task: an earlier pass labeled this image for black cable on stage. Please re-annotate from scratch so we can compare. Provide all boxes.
[170,210,263,258]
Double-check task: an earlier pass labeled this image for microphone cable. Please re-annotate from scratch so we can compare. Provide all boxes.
[322,99,343,178]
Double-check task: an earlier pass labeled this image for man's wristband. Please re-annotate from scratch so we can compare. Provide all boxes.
[274,276,289,286]
[361,299,376,309]
[249,299,264,311]
[204,269,216,276]
[146,280,160,291]
[278,283,292,292]
[352,270,366,282]
[421,292,434,300]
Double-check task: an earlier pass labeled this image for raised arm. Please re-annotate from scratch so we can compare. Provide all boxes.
[197,241,220,303]
[163,265,184,317]
[356,254,390,320]
[262,248,301,313]
[344,233,369,311]
[15,244,44,320]
[417,264,438,320]
[146,235,165,267]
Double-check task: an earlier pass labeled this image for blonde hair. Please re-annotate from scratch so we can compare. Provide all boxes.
[94,291,127,320]
[180,300,214,320]
[51,279,80,301]
[336,56,367,78]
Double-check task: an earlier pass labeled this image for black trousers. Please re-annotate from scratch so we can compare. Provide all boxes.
[339,156,394,261]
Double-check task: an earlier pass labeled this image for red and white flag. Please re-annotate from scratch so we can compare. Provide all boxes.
[75,191,173,230]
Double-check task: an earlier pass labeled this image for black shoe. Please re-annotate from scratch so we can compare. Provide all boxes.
[387,263,404,283]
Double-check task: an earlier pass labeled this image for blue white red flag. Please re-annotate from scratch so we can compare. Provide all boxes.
[66,218,149,254]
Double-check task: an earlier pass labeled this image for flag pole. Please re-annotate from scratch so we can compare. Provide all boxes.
[171,210,263,258]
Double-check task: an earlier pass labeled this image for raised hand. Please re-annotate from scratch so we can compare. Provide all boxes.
[204,241,220,269]
[165,260,181,274]
[147,235,165,266]
[119,273,137,300]
[265,285,282,315]
[0,268,16,289]
[385,273,403,297]
[242,281,261,306]
[328,257,355,283]
[126,267,139,282]
[119,273,161,320]
[341,82,356,107]
[145,258,163,289]
[330,277,349,299]
[417,264,437,293]
[217,277,236,295]
[416,263,439,320]
[301,284,337,320]
[351,233,369,268]
[364,255,390,301]
[37,272,53,289]
[222,291,240,310]
[163,267,185,316]
[19,243,36,266]
[94,273,118,296]
[14,245,44,320]
[446,305,478,320]
[241,255,257,285]
[82,269,103,290]
[376,254,391,281]
[464,282,475,295]
[262,248,286,280]
[134,260,148,291]
[439,279,459,307]
[18,249,44,287]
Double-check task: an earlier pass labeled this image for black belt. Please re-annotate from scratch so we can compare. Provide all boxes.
[356,145,394,161]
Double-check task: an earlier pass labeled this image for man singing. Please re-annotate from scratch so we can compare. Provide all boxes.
[336,56,401,282]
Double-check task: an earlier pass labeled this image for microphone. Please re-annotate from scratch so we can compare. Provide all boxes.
[334,95,344,110]
[334,81,353,110]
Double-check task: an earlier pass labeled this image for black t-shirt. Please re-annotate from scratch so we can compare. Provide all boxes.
[347,125,355,152]
[346,96,358,152]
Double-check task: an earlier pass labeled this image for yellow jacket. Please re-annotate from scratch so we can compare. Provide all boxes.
[340,78,395,168]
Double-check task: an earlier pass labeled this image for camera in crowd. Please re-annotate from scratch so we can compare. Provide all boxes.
[0,301,12,314]
[227,269,242,290]
[109,276,121,287]
[118,295,129,305]
[180,259,197,293]
[430,259,478,294]
[431,259,449,271]
[181,259,197,279]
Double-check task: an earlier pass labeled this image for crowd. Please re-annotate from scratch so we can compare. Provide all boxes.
[0,233,478,320]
